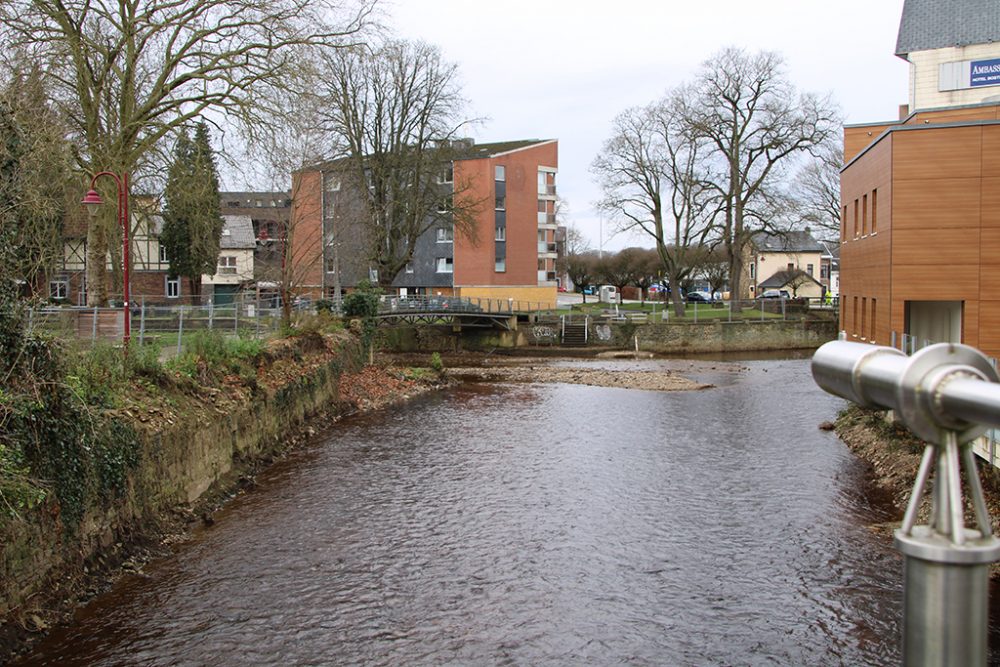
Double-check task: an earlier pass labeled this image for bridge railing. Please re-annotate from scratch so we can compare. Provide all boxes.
[378,295,555,315]
[813,340,1000,666]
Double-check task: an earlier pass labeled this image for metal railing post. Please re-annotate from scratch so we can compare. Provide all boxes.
[812,341,1000,666]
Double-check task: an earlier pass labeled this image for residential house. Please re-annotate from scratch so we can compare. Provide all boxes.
[819,240,840,298]
[291,139,560,307]
[840,0,1000,354]
[746,230,826,299]
[201,215,256,305]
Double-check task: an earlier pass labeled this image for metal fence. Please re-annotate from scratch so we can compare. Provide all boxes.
[564,297,836,323]
[26,300,290,356]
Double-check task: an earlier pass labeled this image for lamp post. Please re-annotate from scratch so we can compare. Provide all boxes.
[81,171,130,353]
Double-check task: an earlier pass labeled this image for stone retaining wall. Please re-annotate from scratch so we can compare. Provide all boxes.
[1,337,364,632]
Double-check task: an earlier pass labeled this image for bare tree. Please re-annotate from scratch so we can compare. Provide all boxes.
[0,0,375,305]
[316,39,483,289]
[792,137,843,239]
[592,91,717,318]
[678,48,839,310]
[562,251,599,304]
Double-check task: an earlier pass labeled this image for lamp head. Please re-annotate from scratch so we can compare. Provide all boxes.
[81,189,104,217]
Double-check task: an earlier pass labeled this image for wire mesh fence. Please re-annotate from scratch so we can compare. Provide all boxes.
[27,298,290,357]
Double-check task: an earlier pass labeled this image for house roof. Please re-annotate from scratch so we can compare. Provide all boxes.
[895,0,1000,58]
[454,139,555,160]
[759,269,823,289]
[220,215,256,249]
[754,230,825,253]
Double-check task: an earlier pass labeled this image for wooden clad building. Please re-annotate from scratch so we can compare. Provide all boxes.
[839,0,1000,357]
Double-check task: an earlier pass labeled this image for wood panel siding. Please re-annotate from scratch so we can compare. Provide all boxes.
[891,178,980,229]
[982,126,1000,177]
[893,126,982,181]
[844,124,895,163]
[893,228,980,265]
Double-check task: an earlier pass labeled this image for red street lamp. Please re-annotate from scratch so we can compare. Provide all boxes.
[81,171,131,353]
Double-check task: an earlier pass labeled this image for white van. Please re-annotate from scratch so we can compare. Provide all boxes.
[599,285,618,303]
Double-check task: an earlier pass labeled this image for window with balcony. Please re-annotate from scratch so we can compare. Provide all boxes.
[436,227,453,243]
[436,257,453,273]
[495,196,505,211]
[537,170,556,196]
[495,226,505,241]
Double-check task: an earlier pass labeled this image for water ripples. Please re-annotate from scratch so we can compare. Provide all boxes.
[18,358,918,666]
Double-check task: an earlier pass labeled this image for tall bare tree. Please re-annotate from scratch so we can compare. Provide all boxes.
[317,39,483,288]
[678,47,839,310]
[792,137,844,239]
[0,0,375,305]
[592,91,717,317]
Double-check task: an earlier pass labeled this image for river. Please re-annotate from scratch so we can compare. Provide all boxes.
[14,355,984,665]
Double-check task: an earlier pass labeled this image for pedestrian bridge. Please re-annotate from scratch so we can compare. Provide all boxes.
[376,295,546,329]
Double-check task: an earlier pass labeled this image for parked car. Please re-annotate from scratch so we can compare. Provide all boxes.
[757,289,790,300]
[581,287,596,296]
[557,285,568,293]
[684,291,713,303]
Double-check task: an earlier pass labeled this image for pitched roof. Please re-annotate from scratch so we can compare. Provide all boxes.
[896,0,1000,58]
[454,139,555,160]
[220,215,256,249]
[754,230,825,253]
[759,269,823,289]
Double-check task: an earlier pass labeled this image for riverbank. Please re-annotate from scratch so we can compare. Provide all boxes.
[835,405,1000,550]
[0,334,450,664]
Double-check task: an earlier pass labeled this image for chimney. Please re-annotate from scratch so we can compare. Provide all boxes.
[898,104,910,120]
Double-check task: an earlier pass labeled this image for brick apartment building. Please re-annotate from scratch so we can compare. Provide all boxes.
[292,139,560,307]
[840,0,1000,357]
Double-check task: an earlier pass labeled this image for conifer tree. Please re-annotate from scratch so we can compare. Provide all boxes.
[160,124,225,299]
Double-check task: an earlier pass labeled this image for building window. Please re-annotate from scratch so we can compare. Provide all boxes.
[166,277,180,299]
[437,197,451,213]
[806,263,814,276]
[861,297,867,340]
[853,199,859,238]
[495,225,505,241]
[787,263,794,272]
[436,227,453,243]
[324,175,341,192]
[862,193,868,235]
[49,280,68,300]
[436,257,453,273]
[495,165,505,181]
[851,296,858,336]
[871,189,878,233]
[495,196,505,211]
[841,205,847,241]
[438,166,454,184]
[871,298,877,342]
[821,264,829,279]
[255,199,263,207]
[537,170,555,196]
[325,258,336,273]
[495,257,506,272]
[405,262,414,274]
[218,256,237,274]
[749,263,756,279]
[159,245,168,263]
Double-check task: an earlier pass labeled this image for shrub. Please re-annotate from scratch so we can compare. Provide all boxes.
[342,281,381,319]
[430,352,444,373]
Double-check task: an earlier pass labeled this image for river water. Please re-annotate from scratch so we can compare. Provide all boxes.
[16,355,986,665]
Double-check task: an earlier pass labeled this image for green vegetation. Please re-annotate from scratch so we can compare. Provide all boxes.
[430,352,444,373]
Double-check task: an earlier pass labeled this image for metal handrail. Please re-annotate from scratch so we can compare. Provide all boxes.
[812,340,1000,666]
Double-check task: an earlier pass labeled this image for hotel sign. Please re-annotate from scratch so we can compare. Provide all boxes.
[971,58,1000,87]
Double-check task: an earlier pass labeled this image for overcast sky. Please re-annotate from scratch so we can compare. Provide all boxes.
[386,0,910,250]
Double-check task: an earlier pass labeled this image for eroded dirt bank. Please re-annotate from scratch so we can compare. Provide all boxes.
[835,405,1000,558]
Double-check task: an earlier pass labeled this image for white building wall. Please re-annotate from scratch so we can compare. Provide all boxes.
[201,249,254,286]
[908,43,1000,111]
